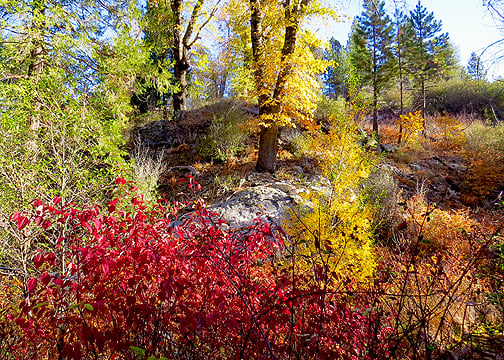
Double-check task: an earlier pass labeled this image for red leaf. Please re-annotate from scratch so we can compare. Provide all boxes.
[17,216,29,231]
[41,273,51,286]
[34,254,44,269]
[108,198,119,213]
[101,262,110,275]
[93,218,102,231]
[26,278,37,293]
[52,197,61,205]
[42,220,52,229]
[45,252,56,266]
[115,177,127,185]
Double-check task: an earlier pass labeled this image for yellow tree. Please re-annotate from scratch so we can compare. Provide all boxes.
[245,0,328,172]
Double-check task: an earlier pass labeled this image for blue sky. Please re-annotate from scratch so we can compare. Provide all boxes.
[326,0,504,80]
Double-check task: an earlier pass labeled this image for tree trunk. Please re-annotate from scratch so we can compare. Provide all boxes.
[173,61,188,113]
[397,37,404,144]
[372,66,379,139]
[256,124,279,172]
[251,0,301,172]
[421,75,426,133]
[172,0,187,114]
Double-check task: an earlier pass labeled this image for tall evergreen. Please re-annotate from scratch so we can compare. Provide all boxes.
[350,0,394,138]
[391,0,416,143]
[406,0,453,119]
[467,51,487,81]
[323,38,349,99]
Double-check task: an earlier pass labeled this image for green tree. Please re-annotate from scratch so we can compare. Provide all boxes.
[467,51,487,81]
[136,0,220,115]
[323,37,350,99]
[0,0,146,272]
[391,0,416,143]
[350,0,394,138]
[406,0,453,119]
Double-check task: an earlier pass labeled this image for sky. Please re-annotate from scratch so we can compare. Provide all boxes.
[323,0,504,80]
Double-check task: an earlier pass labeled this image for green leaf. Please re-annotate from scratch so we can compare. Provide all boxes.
[130,346,146,357]
[83,304,94,311]
[32,302,48,310]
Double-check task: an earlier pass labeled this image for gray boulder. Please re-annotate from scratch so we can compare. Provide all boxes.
[208,186,294,229]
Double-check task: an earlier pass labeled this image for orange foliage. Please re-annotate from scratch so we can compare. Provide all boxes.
[431,115,466,150]
[375,192,495,354]
[464,148,504,199]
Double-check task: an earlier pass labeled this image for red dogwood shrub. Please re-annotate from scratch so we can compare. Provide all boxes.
[9,178,392,359]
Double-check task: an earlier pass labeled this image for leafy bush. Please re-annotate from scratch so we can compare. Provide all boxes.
[464,120,504,155]
[463,121,504,198]
[6,179,392,359]
[420,79,504,120]
[286,105,377,284]
[0,70,127,275]
[197,99,249,162]
[396,111,424,145]
[430,115,466,150]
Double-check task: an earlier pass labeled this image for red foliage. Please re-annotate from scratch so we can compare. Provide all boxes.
[10,179,392,359]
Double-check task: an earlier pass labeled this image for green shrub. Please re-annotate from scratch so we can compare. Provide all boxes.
[420,79,504,120]
[197,99,249,162]
[464,120,504,154]
[361,164,401,239]
[0,69,127,274]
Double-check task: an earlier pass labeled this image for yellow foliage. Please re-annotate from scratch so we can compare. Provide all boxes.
[396,111,424,145]
[284,116,377,285]
[226,0,331,131]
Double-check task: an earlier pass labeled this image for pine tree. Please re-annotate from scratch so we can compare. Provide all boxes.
[406,0,453,119]
[350,0,394,138]
[323,38,350,99]
[467,51,487,81]
[391,0,416,143]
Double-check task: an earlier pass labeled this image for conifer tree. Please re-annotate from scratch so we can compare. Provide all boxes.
[467,51,487,81]
[391,0,415,143]
[406,0,453,119]
[323,37,350,99]
[350,0,394,138]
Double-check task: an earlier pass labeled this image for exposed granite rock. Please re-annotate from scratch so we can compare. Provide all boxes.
[208,186,294,229]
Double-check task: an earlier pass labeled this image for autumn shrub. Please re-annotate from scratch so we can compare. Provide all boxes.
[396,111,424,145]
[0,275,23,358]
[6,178,393,359]
[372,190,499,358]
[285,108,377,285]
[429,114,466,150]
